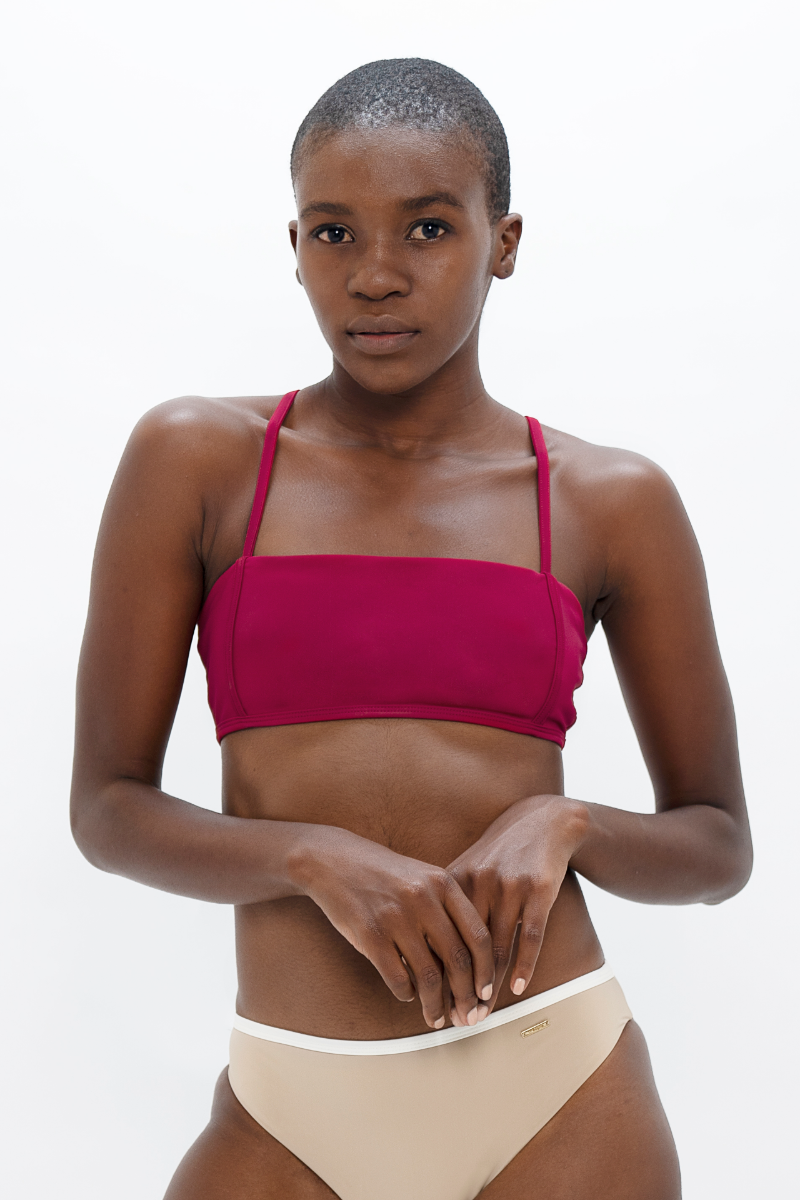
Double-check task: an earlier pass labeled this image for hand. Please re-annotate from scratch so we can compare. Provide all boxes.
[446,794,589,1021]
[294,826,496,1029]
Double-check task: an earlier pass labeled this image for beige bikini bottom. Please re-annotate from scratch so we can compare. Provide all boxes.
[228,964,631,1200]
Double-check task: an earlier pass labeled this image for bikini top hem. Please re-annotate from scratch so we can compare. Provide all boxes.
[212,705,568,747]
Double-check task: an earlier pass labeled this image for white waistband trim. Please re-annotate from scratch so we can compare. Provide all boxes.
[232,963,615,1056]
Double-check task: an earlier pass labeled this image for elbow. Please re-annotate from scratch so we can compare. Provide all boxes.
[703,821,753,905]
[70,786,115,873]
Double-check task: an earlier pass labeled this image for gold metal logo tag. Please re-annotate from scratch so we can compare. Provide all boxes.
[520,1019,550,1038]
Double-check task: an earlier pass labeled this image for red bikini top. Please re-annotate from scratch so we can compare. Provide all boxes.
[197,391,587,747]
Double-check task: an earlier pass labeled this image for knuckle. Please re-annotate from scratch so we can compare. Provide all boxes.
[361,917,383,945]
[386,964,412,992]
[418,964,442,991]
[493,943,511,966]
[521,922,544,945]
[434,868,456,897]
[364,913,390,942]
[400,878,427,903]
[377,900,405,928]
[472,862,496,887]
[470,922,491,948]
[450,944,473,974]
[453,864,477,892]
[494,875,522,903]
[529,872,556,896]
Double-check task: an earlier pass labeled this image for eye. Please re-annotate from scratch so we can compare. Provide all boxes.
[408,220,448,242]
[314,225,354,244]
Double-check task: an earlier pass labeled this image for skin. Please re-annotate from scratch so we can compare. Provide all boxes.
[71,124,751,1198]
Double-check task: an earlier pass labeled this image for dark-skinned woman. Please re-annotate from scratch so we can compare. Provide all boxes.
[71,58,751,1200]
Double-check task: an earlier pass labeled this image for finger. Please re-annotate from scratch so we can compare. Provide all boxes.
[447,883,496,1024]
[367,942,416,1005]
[442,968,467,1027]
[440,972,455,1028]
[441,877,495,1007]
[397,940,447,1029]
[424,913,484,1027]
[509,897,550,997]
[484,902,521,1011]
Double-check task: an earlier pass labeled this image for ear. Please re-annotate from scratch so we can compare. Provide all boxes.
[288,221,303,285]
[492,213,523,280]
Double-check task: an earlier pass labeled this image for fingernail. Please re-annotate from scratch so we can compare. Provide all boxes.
[511,977,526,995]
[451,1010,463,1027]
[477,1004,490,1021]
[434,1016,445,1030]
[467,1006,478,1026]
[480,984,493,1001]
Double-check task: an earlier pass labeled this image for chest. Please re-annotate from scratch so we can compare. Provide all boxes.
[253,435,544,571]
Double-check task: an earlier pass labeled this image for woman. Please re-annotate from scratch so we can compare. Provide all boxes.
[71,59,752,1199]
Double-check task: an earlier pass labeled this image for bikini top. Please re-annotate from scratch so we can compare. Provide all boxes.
[197,391,587,747]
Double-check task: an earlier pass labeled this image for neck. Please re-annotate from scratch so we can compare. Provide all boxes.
[305,332,505,456]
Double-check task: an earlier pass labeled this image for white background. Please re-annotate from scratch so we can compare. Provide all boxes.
[1,1,797,1195]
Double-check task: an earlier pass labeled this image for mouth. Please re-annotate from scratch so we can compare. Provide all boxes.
[346,318,419,355]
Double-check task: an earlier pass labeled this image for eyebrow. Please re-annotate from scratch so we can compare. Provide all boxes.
[298,192,465,221]
[299,201,355,219]
[400,192,464,212]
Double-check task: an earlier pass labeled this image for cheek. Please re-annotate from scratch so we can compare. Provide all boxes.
[298,273,342,340]
[425,250,491,334]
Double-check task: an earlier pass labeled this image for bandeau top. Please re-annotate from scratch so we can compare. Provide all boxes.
[197,391,587,747]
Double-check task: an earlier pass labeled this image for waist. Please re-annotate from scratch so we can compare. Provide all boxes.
[234,872,604,1039]
[233,964,617,1055]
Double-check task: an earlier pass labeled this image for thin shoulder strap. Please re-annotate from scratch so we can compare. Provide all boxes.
[242,390,299,556]
[526,417,552,574]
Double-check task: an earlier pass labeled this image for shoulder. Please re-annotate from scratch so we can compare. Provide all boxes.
[538,424,699,609]
[128,393,284,463]
[541,424,684,527]
[118,394,287,494]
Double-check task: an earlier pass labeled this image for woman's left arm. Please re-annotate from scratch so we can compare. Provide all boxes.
[574,452,752,905]
[448,452,752,1006]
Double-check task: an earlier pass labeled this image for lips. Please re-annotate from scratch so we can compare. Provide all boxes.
[346,316,419,354]
[346,316,417,335]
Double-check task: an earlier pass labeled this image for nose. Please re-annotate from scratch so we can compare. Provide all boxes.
[347,238,411,302]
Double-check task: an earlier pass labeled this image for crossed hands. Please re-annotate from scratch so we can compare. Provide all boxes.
[302,793,590,1030]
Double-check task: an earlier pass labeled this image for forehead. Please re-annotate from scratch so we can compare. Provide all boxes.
[293,126,488,213]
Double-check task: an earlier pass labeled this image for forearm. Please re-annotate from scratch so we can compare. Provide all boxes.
[71,776,338,905]
[569,800,752,905]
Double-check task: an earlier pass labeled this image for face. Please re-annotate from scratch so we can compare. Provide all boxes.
[289,127,522,396]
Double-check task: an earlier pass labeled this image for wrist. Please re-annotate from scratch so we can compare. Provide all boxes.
[284,822,354,896]
[562,797,591,862]
[556,796,594,864]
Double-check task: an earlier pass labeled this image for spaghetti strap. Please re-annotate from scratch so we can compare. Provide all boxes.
[526,418,552,574]
[243,390,299,557]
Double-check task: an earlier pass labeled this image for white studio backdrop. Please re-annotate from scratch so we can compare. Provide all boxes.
[1,0,797,1195]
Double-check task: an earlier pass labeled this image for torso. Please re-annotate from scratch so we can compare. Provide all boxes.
[199,388,611,1039]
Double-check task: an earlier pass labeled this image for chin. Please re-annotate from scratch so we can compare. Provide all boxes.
[336,357,442,397]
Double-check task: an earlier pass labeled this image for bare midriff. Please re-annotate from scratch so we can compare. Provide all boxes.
[223,717,604,1041]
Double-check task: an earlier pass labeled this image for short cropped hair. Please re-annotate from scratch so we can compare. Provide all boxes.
[291,58,510,221]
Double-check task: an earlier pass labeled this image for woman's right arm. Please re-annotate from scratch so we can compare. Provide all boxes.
[71,400,493,1026]
[70,398,290,904]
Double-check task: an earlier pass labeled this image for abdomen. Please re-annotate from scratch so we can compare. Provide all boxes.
[223,718,603,1037]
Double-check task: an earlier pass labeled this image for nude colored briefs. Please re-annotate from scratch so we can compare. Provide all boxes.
[228,968,632,1200]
